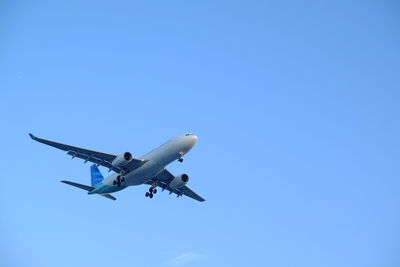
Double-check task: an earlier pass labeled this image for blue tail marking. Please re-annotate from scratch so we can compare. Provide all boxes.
[90,164,104,186]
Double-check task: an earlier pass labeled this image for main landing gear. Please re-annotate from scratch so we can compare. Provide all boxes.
[145,187,157,198]
[145,181,158,199]
[178,156,184,163]
[113,175,125,187]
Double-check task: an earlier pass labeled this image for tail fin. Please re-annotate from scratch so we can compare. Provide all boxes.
[90,164,104,186]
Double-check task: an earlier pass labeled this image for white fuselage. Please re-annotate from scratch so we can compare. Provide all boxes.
[91,134,197,194]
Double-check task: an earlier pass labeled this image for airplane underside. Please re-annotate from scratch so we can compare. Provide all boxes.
[30,133,205,202]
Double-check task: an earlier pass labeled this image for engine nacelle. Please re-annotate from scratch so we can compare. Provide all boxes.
[111,152,132,168]
[169,174,189,189]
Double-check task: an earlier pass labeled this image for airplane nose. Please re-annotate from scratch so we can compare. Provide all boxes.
[188,135,198,148]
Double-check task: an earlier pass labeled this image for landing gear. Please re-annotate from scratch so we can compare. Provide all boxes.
[114,175,125,187]
[177,151,185,162]
[148,187,157,194]
[113,169,127,187]
[145,183,158,199]
[145,191,154,198]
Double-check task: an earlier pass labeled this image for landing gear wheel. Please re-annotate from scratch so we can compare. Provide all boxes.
[113,180,117,185]
[117,181,121,187]
[152,188,157,194]
[145,192,149,197]
[178,158,183,163]
[121,177,125,182]
[149,193,153,198]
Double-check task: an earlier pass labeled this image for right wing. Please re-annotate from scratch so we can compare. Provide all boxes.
[30,133,145,173]
[150,169,206,202]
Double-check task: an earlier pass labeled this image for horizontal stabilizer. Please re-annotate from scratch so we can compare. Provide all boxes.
[60,180,116,200]
[61,180,94,191]
[100,194,117,201]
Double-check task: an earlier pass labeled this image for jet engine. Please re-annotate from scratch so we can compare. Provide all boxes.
[111,152,132,168]
[169,174,189,189]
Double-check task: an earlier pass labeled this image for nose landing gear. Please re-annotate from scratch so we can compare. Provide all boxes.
[178,152,185,163]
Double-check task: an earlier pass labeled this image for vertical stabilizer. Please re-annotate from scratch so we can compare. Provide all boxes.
[90,164,104,186]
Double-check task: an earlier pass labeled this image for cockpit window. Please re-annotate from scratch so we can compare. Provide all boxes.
[185,133,193,136]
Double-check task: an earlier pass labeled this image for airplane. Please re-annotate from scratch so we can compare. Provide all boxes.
[29,133,205,202]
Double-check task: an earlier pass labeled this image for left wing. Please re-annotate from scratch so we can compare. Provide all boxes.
[29,133,145,173]
[149,169,205,202]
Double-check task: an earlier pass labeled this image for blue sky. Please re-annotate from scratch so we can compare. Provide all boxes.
[1,0,400,266]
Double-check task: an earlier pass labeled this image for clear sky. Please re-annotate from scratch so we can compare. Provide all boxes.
[1,1,400,266]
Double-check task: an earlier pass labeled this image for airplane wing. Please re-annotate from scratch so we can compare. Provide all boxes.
[29,133,145,173]
[149,169,205,202]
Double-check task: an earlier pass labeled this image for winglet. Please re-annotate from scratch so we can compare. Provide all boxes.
[29,133,37,140]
